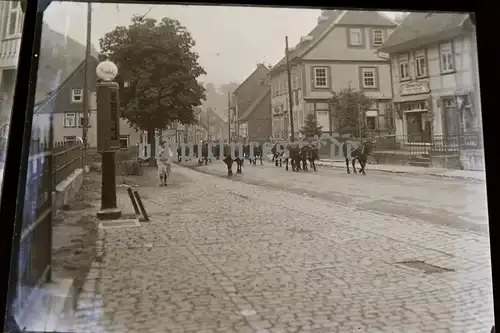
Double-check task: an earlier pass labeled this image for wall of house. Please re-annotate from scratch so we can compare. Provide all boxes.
[270,65,303,138]
[391,33,477,138]
[53,112,141,148]
[247,92,272,142]
[303,62,392,100]
[0,1,23,68]
[302,25,395,62]
[235,65,269,117]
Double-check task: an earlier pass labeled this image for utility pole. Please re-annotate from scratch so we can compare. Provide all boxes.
[228,90,231,143]
[82,2,92,166]
[207,107,211,140]
[285,36,295,142]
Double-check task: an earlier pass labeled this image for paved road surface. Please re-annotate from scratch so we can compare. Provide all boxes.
[63,165,494,333]
[186,161,489,234]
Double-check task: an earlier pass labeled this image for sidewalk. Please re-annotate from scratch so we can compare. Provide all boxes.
[316,158,486,181]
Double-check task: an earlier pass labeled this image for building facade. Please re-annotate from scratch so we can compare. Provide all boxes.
[379,13,480,145]
[33,57,141,148]
[0,0,23,125]
[233,64,272,142]
[269,10,398,140]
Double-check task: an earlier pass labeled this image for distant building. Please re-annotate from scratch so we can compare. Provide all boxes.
[233,64,272,142]
[33,57,141,148]
[269,10,398,139]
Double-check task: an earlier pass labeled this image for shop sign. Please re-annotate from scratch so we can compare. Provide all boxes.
[400,81,430,96]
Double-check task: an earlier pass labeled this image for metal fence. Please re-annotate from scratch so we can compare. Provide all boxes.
[53,141,83,187]
[372,132,482,156]
[15,140,82,314]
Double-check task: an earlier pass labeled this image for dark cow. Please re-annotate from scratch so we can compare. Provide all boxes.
[284,143,302,171]
[272,142,287,167]
[300,144,319,172]
[216,143,244,176]
[198,142,212,165]
[343,139,375,175]
[243,144,264,165]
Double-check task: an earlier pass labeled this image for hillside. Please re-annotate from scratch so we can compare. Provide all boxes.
[35,23,99,102]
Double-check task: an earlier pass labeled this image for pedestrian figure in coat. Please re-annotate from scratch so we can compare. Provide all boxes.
[157,143,172,186]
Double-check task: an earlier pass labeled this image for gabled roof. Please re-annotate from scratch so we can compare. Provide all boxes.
[35,56,99,114]
[239,88,270,122]
[379,12,471,52]
[269,10,397,74]
[337,10,398,26]
[269,10,343,74]
[233,64,269,95]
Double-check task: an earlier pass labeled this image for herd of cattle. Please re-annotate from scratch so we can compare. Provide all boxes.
[173,140,375,176]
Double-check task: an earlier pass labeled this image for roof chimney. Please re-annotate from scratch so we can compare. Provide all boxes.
[300,35,313,43]
[317,15,329,23]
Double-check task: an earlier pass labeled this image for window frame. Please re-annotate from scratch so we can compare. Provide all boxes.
[348,28,363,46]
[63,112,77,128]
[415,50,428,78]
[77,112,91,127]
[71,88,83,103]
[63,135,77,143]
[361,67,377,88]
[372,29,384,47]
[366,116,377,130]
[119,135,129,149]
[439,42,455,74]
[398,54,410,81]
[5,1,23,38]
[313,67,328,88]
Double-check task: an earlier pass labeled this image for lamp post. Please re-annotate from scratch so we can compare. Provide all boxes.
[95,60,122,220]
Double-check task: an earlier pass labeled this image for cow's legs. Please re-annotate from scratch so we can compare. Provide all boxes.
[359,159,366,175]
[345,158,351,174]
[225,158,233,176]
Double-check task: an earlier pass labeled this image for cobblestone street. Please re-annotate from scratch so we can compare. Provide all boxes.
[67,164,493,333]
[188,160,489,234]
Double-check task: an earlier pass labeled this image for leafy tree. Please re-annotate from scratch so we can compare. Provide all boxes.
[99,15,206,162]
[300,113,323,139]
[329,88,372,138]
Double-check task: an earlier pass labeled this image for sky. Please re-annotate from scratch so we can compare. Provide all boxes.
[42,4,399,87]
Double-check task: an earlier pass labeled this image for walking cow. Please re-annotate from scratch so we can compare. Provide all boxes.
[343,139,376,175]
[300,144,319,172]
[217,143,244,176]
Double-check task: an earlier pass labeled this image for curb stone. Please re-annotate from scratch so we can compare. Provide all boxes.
[315,161,484,182]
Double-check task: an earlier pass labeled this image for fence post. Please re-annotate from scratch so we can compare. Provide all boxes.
[47,114,54,282]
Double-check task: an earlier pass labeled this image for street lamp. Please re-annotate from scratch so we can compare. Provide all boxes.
[95,60,122,220]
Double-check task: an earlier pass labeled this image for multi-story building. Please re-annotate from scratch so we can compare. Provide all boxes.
[378,12,480,145]
[269,10,398,140]
[0,1,97,133]
[233,64,272,142]
[33,56,141,148]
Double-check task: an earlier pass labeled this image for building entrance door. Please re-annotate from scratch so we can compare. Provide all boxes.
[403,101,430,143]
